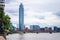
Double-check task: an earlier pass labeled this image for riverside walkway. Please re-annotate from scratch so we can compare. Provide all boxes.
[0,36,5,40]
[0,34,6,40]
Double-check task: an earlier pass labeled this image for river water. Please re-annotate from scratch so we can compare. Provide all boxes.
[6,33,60,40]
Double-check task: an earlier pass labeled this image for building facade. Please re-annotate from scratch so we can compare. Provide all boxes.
[19,3,24,31]
[30,25,40,30]
[54,26,57,31]
[0,0,5,9]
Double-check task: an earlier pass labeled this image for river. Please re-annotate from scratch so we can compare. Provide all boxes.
[6,33,60,40]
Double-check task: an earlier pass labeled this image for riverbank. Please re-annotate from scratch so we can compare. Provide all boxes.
[0,36,5,40]
[0,34,6,40]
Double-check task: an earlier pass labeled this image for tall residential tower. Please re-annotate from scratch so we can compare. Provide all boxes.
[19,3,24,31]
[0,0,5,9]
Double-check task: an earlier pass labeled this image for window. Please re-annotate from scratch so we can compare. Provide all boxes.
[0,0,2,2]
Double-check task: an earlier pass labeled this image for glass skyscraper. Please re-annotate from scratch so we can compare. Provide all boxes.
[30,25,40,30]
[19,3,24,31]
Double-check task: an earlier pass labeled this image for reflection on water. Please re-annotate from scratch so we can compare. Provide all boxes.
[6,33,60,40]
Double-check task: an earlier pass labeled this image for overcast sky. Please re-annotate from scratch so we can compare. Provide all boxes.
[5,0,60,27]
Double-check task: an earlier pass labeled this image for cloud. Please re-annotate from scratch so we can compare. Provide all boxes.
[35,16,45,19]
[54,11,60,17]
[5,0,60,27]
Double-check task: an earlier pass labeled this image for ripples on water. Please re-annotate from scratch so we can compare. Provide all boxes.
[6,33,60,40]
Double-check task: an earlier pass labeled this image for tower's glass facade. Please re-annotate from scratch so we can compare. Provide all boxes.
[19,3,24,31]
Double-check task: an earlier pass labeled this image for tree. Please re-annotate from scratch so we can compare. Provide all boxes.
[0,7,10,30]
[3,15,10,30]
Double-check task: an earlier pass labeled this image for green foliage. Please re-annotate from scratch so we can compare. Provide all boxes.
[4,15,10,30]
[0,7,10,30]
[0,8,4,18]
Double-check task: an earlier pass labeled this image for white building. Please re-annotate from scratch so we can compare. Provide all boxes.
[0,0,5,8]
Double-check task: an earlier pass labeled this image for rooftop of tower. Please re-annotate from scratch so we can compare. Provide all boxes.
[19,3,24,9]
[20,3,23,6]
